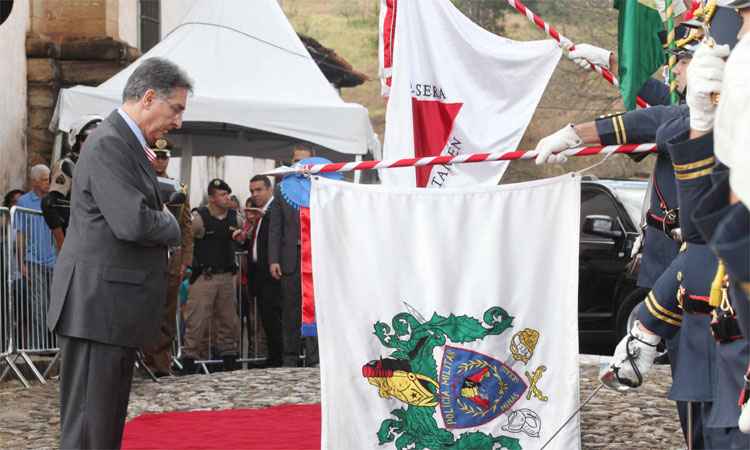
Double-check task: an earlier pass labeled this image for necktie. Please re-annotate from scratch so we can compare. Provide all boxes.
[143,144,156,162]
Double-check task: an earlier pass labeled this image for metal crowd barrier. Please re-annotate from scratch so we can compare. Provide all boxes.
[175,251,267,374]
[0,206,59,388]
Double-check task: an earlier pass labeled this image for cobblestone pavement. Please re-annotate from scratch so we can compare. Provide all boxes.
[0,357,684,449]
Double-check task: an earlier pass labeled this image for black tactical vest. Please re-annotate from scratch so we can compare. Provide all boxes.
[193,206,237,273]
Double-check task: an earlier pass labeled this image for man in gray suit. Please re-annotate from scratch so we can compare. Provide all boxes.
[268,144,315,367]
[47,57,192,449]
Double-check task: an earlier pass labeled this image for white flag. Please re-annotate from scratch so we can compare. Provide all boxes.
[311,175,582,450]
[379,0,562,188]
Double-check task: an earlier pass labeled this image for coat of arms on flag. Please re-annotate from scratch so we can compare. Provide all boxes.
[311,175,582,450]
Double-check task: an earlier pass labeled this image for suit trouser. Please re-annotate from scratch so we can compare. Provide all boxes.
[143,272,181,373]
[58,335,136,450]
[253,272,283,366]
[280,271,318,366]
[182,273,240,360]
[280,272,302,366]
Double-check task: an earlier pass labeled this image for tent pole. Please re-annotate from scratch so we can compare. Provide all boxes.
[353,155,362,184]
[51,132,63,164]
[180,134,193,191]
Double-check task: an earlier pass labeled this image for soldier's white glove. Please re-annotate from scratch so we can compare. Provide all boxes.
[534,124,582,165]
[740,400,750,433]
[686,43,730,131]
[654,0,688,22]
[608,320,661,388]
[567,43,612,70]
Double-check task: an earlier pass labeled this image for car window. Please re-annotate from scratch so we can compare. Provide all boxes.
[581,186,620,238]
[609,185,647,229]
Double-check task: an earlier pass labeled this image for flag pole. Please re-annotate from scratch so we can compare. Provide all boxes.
[665,0,680,104]
[261,144,657,177]
[503,0,650,108]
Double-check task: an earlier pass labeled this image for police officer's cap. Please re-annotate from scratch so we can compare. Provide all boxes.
[153,138,171,158]
[208,178,231,194]
[666,40,700,59]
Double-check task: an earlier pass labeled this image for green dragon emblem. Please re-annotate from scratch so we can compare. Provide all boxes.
[362,306,523,450]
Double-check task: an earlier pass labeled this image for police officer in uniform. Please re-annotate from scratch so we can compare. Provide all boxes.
[41,115,102,251]
[606,5,749,447]
[180,178,243,373]
[142,138,193,377]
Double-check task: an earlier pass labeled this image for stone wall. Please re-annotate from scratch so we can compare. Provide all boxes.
[25,34,140,166]
[29,0,112,41]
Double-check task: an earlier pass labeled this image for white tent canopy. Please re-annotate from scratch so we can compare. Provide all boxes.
[51,0,378,165]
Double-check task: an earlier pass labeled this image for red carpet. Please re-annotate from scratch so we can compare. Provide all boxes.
[122,403,321,450]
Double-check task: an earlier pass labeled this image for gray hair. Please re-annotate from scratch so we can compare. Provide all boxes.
[30,164,50,181]
[122,57,194,103]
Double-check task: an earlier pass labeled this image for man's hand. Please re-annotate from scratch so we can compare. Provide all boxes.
[179,263,189,280]
[232,229,246,242]
[687,43,730,132]
[604,321,660,389]
[567,43,612,70]
[270,263,282,280]
[20,263,28,279]
[534,124,582,165]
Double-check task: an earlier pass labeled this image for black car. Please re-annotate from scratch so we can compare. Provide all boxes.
[578,177,649,354]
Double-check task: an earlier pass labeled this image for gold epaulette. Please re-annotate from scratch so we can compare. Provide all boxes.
[709,260,727,308]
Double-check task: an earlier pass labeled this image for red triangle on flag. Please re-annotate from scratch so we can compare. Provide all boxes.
[411,98,463,187]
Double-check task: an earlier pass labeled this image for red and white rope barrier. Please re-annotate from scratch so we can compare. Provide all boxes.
[504,0,650,109]
[262,144,657,176]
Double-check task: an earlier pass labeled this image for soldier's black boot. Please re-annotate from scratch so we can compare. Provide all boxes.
[222,354,238,372]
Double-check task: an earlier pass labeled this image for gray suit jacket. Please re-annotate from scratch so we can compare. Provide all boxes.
[267,185,299,275]
[47,110,180,348]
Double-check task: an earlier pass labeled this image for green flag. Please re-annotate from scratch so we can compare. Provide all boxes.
[614,0,666,109]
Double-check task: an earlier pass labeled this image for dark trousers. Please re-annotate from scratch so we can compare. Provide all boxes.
[279,271,318,367]
[59,335,136,450]
[676,401,705,449]
[280,272,301,366]
[252,269,283,366]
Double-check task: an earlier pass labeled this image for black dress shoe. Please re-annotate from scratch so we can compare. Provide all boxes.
[176,358,196,376]
[221,354,239,372]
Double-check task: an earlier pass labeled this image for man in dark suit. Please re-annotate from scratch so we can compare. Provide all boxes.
[246,175,282,366]
[268,145,314,367]
[47,57,191,449]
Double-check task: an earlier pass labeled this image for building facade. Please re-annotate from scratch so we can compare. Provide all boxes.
[0,0,197,195]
